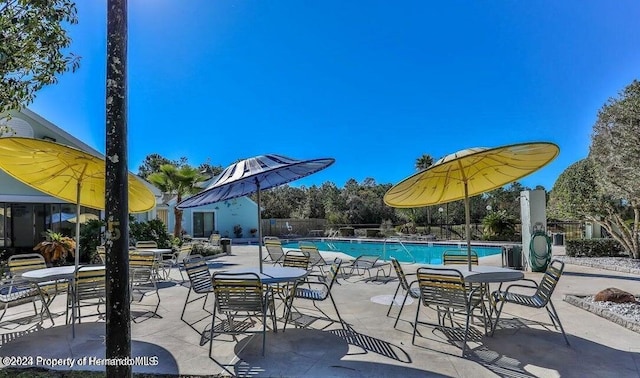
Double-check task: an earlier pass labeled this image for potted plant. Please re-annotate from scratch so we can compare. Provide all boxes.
[33,229,76,266]
[250,228,258,237]
[233,224,243,238]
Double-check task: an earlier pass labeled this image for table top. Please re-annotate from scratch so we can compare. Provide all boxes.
[133,248,173,256]
[21,265,105,282]
[421,265,524,283]
[220,267,308,284]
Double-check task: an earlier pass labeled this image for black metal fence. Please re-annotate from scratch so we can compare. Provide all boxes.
[261,219,587,242]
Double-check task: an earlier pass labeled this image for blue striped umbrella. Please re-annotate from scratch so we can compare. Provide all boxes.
[177,154,335,271]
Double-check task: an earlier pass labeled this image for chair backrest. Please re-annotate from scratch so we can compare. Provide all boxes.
[177,244,193,264]
[442,249,479,265]
[208,234,221,246]
[390,257,411,291]
[416,267,468,311]
[352,255,379,269]
[212,272,265,313]
[129,251,157,268]
[326,258,343,291]
[299,243,327,266]
[135,240,158,249]
[183,255,213,294]
[8,253,47,276]
[265,239,285,262]
[96,246,106,264]
[282,250,310,270]
[74,266,106,300]
[534,259,565,306]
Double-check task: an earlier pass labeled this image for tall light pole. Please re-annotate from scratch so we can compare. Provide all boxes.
[438,207,444,239]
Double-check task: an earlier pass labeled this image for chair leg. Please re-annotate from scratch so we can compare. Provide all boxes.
[393,291,411,328]
[208,303,218,359]
[461,308,471,356]
[490,299,506,336]
[412,300,421,345]
[386,284,401,317]
[328,292,345,330]
[547,300,570,346]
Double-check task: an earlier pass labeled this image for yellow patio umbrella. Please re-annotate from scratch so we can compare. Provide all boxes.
[0,137,156,269]
[384,142,559,270]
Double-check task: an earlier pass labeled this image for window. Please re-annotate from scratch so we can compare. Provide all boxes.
[192,212,215,238]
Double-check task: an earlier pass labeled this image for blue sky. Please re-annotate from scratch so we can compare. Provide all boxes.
[29,1,640,190]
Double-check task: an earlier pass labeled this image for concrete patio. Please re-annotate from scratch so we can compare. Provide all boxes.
[1,245,639,377]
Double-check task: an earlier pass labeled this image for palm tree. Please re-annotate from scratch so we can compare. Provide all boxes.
[415,154,434,171]
[148,164,207,237]
[414,154,435,229]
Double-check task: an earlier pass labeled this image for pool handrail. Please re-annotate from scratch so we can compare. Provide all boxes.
[383,238,416,264]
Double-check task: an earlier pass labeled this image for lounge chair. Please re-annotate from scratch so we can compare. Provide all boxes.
[341,255,391,281]
[264,238,286,265]
[490,259,570,345]
[298,242,332,278]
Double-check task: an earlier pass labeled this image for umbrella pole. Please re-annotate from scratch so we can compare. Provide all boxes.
[257,182,263,273]
[464,182,472,271]
[75,182,81,270]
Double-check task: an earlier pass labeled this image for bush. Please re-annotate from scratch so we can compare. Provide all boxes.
[191,243,224,257]
[565,238,625,257]
[79,219,105,263]
[129,217,173,248]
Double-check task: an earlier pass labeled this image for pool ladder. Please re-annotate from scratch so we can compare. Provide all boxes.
[383,237,416,264]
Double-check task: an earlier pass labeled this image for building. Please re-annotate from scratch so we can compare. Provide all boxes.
[0,109,259,251]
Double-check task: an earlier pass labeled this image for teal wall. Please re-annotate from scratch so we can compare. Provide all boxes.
[168,197,259,240]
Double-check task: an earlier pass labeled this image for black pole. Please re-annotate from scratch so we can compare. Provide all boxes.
[105,1,131,377]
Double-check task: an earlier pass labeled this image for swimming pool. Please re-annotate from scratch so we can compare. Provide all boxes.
[281,239,503,264]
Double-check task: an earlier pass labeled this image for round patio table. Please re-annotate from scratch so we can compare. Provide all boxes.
[220,267,308,284]
[21,265,105,283]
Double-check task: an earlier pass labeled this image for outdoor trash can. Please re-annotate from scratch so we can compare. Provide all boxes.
[552,233,564,246]
[502,245,523,270]
[220,238,232,254]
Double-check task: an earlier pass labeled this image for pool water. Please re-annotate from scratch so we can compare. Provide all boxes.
[281,239,502,264]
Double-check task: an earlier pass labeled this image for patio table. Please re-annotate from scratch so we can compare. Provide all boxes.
[221,267,308,284]
[218,266,309,332]
[421,264,524,331]
[22,265,105,328]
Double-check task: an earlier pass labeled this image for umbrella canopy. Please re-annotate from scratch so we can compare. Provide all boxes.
[178,154,335,271]
[384,142,559,269]
[0,137,156,269]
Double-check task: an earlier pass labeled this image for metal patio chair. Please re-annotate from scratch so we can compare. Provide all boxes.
[283,258,345,331]
[490,259,570,345]
[412,266,484,356]
[210,272,275,356]
[387,257,420,328]
[181,255,215,336]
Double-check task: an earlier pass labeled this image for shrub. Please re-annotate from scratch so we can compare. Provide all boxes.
[79,219,105,263]
[129,217,173,248]
[191,243,224,257]
[565,238,625,257]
